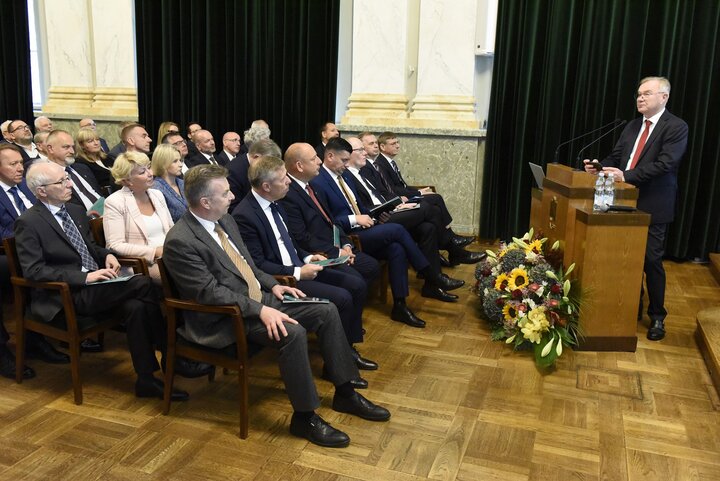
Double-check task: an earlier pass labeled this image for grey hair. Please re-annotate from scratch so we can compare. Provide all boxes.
[243,126,271,148]
[25,160,56,195]
[639,76,671,94]
[248,138,281,158]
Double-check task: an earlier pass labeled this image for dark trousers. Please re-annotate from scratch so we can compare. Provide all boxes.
[73,275,164,375]
[643,223,668,322]
[242,293,358,412]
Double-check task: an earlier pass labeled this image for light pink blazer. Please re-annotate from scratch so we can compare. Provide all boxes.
[103,186,173,281]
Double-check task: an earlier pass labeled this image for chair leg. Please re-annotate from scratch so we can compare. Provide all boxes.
[162,346,177,415]
[238,363,248,439]
[69,338,83,405]
[15,325,26,384]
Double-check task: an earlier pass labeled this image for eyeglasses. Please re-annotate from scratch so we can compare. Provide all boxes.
[171,139,187,146]
[9,124,30,133]
[636,91,664,99]
[40,175,71,187]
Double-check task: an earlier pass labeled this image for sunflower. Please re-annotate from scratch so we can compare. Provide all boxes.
[508,267,529,290]
[525,239,543,254]
[494,273,510,290]
[502,303,519,321]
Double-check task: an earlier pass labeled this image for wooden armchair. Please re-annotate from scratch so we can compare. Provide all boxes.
[349,234,389,304]
[89,217,149,276]
[3,237,144,405]
[157,258,255,438]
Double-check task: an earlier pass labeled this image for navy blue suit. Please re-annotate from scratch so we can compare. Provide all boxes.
[279,178,380,285]
[227,154,251,213]
[232,192,367,344]
[601,109,688,322]
[310,166,430,299]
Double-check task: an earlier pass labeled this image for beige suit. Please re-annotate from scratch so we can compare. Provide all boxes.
[103,186,173,281]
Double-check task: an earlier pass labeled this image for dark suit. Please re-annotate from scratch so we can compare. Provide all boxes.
[13,202,164,375]
[184,152,220,169]
[227,154,251,213]
[232,193,367,344]
[216,151,234,167]
[65,163,104,210]
[311,166,430,299]
[99,138,110,154]
[76,158,113,195]
[315,143,326,161]
[601,109,688,322]
[162,211,358,412]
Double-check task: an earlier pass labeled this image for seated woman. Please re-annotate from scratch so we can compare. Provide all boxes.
[150,144,188,222]
[104,151,174,283]
[75,127,115,195]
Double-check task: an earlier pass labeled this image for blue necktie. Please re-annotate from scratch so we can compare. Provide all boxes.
[270,203,303,267]
[9,186,27,213]
[57,205,99,271]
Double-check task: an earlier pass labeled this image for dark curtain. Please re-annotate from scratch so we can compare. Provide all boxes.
[0,0,33,123]
[135,0,339,150]
[481,0,720,259]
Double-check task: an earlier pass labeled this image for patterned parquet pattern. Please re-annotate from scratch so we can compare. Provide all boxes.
[0,242,719,481]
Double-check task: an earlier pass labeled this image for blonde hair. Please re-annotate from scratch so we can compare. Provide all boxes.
[111,151,151,184]
[75,127,107,162]
[157,121,179,146]
[151,144,181,177]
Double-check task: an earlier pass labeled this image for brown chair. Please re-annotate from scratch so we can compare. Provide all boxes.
[4,237,146,405]
[89,217,149,276]
[157,258,254,438]
[349,234,388,304]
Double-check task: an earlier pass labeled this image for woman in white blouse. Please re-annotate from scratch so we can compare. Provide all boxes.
[103,151,173,283]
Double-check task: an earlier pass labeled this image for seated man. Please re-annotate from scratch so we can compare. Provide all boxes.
[232,156,376,378]
[14,161,187,400]
[162,164,390,447]
[228,138,282,213]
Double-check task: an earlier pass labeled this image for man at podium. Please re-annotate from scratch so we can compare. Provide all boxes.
[583,76,688,341]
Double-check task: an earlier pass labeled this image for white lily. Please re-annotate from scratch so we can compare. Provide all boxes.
[541,337,554,357]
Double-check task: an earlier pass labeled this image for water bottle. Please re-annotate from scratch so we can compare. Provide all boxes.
[604,173,615,207]
[593,172,606,211]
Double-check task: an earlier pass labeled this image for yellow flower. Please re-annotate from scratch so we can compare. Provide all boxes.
[527,306,548,325]
[494,273,510,290]
[526,239,543,254]
[508,268,529,290]
[520,307,550,344]
[502,304,518,321]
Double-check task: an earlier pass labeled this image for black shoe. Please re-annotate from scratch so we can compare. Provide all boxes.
[390,304,426,328]
[451,235,475,248]
[289,413,350,447]
[647,319,666,341]
[25,338,70,364]
[448,251,486,266]
[0,348,35,380]
[173,357,214,379]
[351,346,378,370]
[436,273,465,291]
[135,376,189,401]
[421,284,459,302]
[322,366,368,389]
[439,254,452,268]
[332,391,391,421]
[59,338,104,353]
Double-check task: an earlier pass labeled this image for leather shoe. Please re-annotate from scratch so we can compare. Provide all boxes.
[25,338,70,364]
[174,357,214,379]
[59,338,104,353]
[436,273,465,291]
[449,250,486,266]
[0,348,35,379]
[421,284,459,302]
[135,376,189,401]
[451,235,475,248]
[322,366,368,389]
[351,346,378,370]
[289,413,350,447]
[439,254,452,268]
[647,319,666,341]
[391,304,426,328]
[332,391,391,421]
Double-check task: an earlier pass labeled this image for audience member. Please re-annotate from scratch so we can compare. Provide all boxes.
[6,120,40,166]
[315,122,340,160]
[78,118,110,153]
[45,130,104,213]
[75,128,113,194]
[162,131,190,175]
[34,116,53,133]
[240,122,271,155]
[33,132,49,161]
[108,121,136,159]
[184,130,218,168]
[0,121,11,143]
[156,122,179,150]
[228,138,281,212]
[163,164,390,447]
[151,144,188,222]
[185,122,203,156]
[217,131,241,166]
[233,156,376,376]
[16,161,188,400]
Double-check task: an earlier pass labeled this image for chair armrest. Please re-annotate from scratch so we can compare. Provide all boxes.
[164,298,242,316]
[409,185,436,193]
[274,275,296,287]
[10,276,71,293]
[117,256,150,276]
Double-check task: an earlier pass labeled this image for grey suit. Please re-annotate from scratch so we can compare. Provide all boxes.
[162,211,358,411]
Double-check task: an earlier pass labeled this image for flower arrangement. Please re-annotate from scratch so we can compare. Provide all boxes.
[474,229,581,368]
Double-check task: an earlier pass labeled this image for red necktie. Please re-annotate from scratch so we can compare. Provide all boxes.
[306,184,332,224]
[629,120,652,170]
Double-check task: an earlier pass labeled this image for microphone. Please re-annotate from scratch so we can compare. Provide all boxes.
[575,120,627,166]
[553,119,623,163]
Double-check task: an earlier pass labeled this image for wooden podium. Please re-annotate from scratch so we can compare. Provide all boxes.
[530,164,650,351]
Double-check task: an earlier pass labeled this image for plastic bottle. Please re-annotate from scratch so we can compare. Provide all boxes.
[604,173,615,207]
[593,172,606,211]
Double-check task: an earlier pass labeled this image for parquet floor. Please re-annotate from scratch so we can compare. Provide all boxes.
[1,242,719,481]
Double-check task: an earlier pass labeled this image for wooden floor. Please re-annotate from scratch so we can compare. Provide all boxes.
[1,243,719,481]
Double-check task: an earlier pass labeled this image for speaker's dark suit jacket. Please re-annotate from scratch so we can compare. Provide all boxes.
[232,192,367,343]
[601,109,688,225]
[0,181,35,239]
[228,154,251,213]
[162,211,357,411]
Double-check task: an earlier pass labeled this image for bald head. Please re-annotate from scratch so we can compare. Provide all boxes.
[284,142,321,182]
[194,130,216,155]
[222,131,241,156]
[79,118,97,130]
